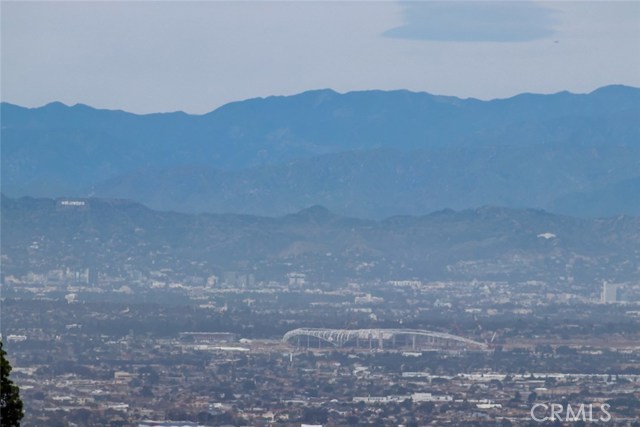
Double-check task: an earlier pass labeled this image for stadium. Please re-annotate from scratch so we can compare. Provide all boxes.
[283,328,488,351]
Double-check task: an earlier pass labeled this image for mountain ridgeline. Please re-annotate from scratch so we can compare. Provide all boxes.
[2,195,639,283]
[2,85,639,218]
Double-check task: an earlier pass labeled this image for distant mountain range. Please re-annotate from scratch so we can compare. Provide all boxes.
[2,195,638,283]
[1,196,640,283]
[2,85,639,217]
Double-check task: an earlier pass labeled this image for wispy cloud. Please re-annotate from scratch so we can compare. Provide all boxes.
[383,1,558,42]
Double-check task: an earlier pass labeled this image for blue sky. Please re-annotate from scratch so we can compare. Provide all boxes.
[2,1,639,114]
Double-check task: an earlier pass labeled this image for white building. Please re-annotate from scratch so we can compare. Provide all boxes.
[601,282,618,303]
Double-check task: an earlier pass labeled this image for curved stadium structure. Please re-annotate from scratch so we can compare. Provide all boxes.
[283,328,488,351]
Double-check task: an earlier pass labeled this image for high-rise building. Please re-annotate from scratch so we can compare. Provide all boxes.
[601,282,618,303]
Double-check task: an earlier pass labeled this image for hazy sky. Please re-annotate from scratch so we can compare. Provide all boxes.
[2,1,639,114]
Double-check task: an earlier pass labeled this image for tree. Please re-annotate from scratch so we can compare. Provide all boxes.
[1,341,24,427]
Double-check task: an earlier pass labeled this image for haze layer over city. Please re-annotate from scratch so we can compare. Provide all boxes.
[1,1,639,427]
